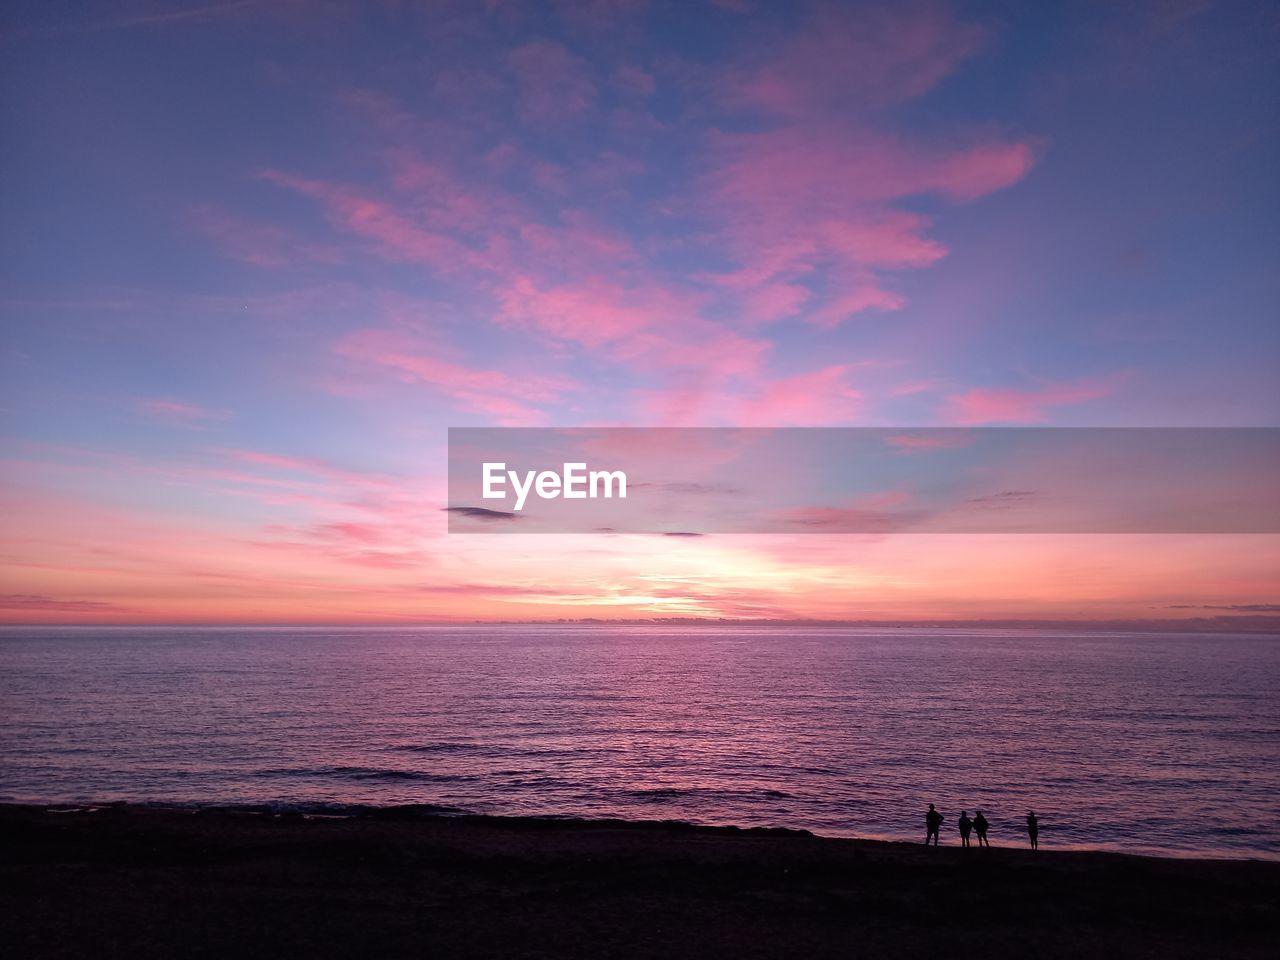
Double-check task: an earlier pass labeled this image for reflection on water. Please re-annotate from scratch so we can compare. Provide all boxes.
[1,625,1277,858]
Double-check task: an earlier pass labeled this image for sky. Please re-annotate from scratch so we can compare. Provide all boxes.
[1,0,1277,624]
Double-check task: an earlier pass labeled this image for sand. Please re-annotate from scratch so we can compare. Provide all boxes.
[2,804,1276,959]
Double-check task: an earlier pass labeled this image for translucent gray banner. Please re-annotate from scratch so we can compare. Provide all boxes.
[447,428,1280,534]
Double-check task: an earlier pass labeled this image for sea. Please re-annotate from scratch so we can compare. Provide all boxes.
[2,625,1277,859]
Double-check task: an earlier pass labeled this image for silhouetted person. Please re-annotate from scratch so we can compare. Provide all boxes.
[973,809,990,847]
[1027,810,1039,850]
[958,810,973,848]
[925,804,944,846]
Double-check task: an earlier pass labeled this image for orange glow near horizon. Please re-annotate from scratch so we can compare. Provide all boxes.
[2,469,1275,624]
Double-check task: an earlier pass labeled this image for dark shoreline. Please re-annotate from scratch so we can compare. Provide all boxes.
[3,804,1277,959]
[12,799,1275,863]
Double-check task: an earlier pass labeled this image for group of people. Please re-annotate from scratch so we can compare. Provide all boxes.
[925,804,1040,849]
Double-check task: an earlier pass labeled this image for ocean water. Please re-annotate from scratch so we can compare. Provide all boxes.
[1,625,1277,859]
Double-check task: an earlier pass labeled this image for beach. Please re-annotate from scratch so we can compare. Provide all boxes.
[3,804,1276,959]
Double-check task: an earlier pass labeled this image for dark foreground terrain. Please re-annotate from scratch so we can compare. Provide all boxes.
[2,804,1277,959]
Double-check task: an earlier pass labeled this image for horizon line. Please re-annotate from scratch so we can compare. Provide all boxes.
[2,614,1277,631]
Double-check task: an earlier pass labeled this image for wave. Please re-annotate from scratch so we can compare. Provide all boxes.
[253,766,472,784]
[221,801,470,817]
[627,787,794,803]
[630,788,688,802]
[392,744,479,755]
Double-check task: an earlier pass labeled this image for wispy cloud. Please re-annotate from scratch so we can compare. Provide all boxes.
[334,327,579,426]
[7,0,268,39]
[444,506,520,521]
[943,377,1119,425]
[509,40,598,125]
[0,593,122,611]
[137,398,232,428]
[1168,603,1280,612]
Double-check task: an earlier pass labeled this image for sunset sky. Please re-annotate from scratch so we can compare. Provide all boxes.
[2,0,1277,623]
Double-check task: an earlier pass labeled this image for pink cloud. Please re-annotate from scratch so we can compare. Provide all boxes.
[0,473,452,623]
[890,378,942,398]
[258,170,474,269]
[219,448,400,489]
[496,275,672,349]
[720,2,988,118]
[263,147,641,284]
[930,141,1043,202]
[334,327,578,425]
[693,4,1037,330]
[495,275,768,381]
[514,210,637,274]
[728,281,811,326]
[383,149,523,237]
[259,142,774,391]
[817,213,948,268]
[240,12,1039,436]
[943,377,1120,425]
[0,593,124,612]
[805,285,908,329]
[705,127,1035,327]
[736,365,863,426]
[27,444,448,560]
[252,518,440,571]
[638,364,863,426]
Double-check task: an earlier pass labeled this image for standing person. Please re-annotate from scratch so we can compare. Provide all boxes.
[1027,810,1039,850]
[958,810,973,848]
[973,809,990,847]
[925,804,944,846]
